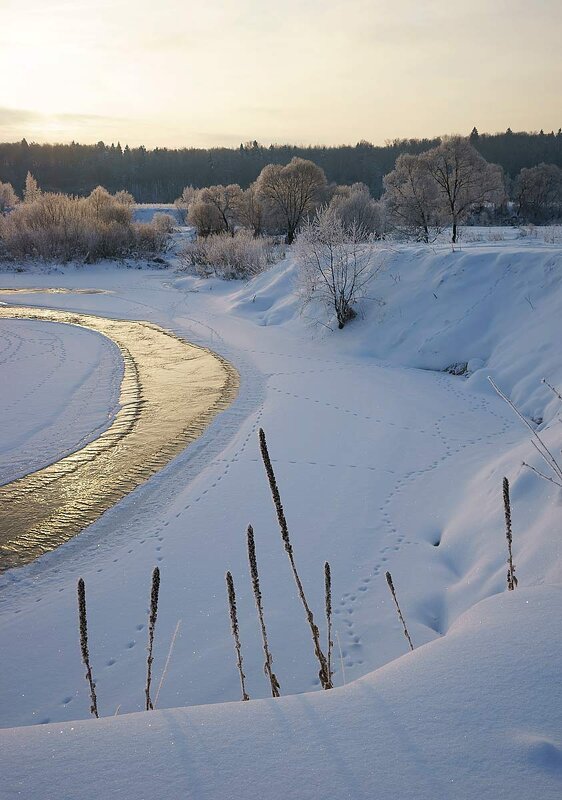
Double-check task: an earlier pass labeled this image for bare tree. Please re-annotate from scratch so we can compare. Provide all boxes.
[256,157,327,244]
[198,184,243,235]
[514,163,562,223]
[425,137,505,243]
[382,153,441,242]
[296,206,380,329]
[0,182,18,213]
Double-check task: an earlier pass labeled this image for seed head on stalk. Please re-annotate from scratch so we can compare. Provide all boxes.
[226,571,250,701]
[258,428,332,689]
[145,566,161,711]
[77,578,99,718]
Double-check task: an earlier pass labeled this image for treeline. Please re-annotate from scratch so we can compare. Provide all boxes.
[1,128,561,202]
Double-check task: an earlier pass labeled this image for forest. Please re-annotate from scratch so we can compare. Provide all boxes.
[1,128,561,202]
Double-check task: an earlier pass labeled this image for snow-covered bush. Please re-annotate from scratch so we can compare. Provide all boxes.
[0,185,171,262]
[0,181,19,213]
[179,230,282,279]
[187,199,226,237]
[296,206,382,329]
[542,226,562,244]
[151,212,176,234]
[133,219,171,256]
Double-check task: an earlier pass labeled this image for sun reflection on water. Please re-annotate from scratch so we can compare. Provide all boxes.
[0,305,239,571]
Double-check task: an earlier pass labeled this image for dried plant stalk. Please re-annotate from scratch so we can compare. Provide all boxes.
[503,477,518,590]
[226,571,250,701]
[385,571,414,651]
[247,525,280,697]
[154,619,182,709]
[258,428,332,689]
[324,562,333,686]
[145,566,161,711]
[335,630,346,686]
[77,578,99,718]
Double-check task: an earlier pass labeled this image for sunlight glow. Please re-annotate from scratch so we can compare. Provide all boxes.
[1,0,561,146]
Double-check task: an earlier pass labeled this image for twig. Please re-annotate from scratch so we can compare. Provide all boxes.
[154,619,182,708]
[488,377,562,484]
[335,630,346,686]
[77,578,99,719]
[521,461,562,488]
[259,429,332,689]
[385,571,414,651]
[542,378,562,403]
[225,572,250,701]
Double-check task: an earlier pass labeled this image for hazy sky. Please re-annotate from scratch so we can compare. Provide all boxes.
[1,0,560,148]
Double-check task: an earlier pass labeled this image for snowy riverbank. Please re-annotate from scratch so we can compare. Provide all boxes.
[0,236,560,798]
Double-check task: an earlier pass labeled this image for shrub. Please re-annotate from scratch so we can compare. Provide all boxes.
[179,230,282,279]
[0,186,170,262]
[187,199,225,237]
[0,181,19,213]
[296,205,382,329]
[151,212,176,234]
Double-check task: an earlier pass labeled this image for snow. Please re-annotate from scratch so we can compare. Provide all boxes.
[0,233,561,798]
[0,317,122,485]
[1,588,560,800]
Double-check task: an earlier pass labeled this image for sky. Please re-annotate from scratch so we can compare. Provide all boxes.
[1,0,561,149]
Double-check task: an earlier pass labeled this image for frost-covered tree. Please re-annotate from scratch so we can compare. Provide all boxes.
[23,172,41,204]
[425,137,505,242]
[174,185,197,222]
[382,153,441,242]
[514,163,562,223]
[256,157,327,244]
[232,183,266,237]
[0,182,19,213]
[198,184,243,235]
[86,186,132,225]
[187,199,225,237]
[296,206,380,329]
[113,190,135,207]
[329,183,384,238]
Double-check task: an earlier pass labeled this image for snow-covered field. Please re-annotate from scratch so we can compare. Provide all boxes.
[0,234,561,798]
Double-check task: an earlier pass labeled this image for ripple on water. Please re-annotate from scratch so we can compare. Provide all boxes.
[0,305,239,571]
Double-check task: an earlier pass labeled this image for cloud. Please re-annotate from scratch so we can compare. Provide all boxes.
[0,107,126,139]
[0,108,40,126]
